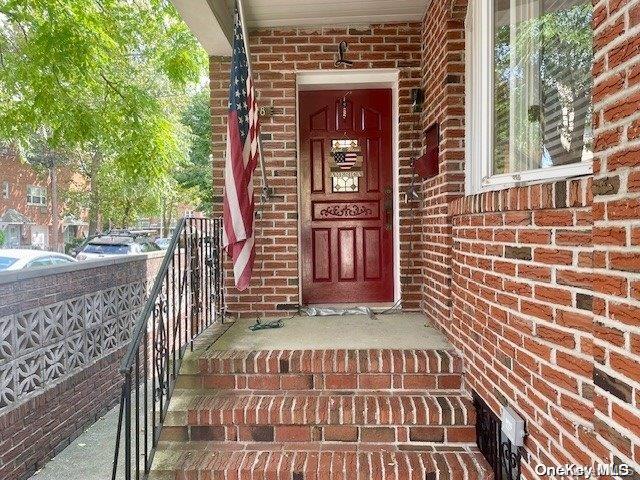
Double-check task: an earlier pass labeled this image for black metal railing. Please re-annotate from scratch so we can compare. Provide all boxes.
[474,393,522,480]
[111,216,225,480]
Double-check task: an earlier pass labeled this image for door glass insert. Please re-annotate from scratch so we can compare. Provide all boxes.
[332,175,359,192]
[330,139,363,193]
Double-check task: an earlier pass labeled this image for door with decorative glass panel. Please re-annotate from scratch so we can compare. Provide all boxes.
[299,89,394,304]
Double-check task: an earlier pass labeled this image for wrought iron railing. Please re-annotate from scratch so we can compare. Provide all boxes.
[111,216,225,480]
[474,393,522,480]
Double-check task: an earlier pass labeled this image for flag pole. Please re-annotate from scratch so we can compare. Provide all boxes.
[236,0,271,201]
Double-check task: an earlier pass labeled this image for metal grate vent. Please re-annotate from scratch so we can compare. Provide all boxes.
[473,392,522,480]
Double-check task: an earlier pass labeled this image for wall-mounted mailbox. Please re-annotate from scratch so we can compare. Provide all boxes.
[413,122,439,179]
[414,148,438,179]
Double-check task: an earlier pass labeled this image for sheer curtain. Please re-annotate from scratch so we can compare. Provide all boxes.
[493,0,593,175]
[509,0,541,173]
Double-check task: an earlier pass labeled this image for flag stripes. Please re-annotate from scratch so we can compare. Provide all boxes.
[223,5,260,291]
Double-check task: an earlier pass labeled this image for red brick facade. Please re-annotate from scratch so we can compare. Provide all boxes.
[209,0,640,475]
[591,0,640,469]
[417,0,640,476]
[418,0,467,327]
[447,179,598,478]
[0,150,87,250]
[210,24,424,315]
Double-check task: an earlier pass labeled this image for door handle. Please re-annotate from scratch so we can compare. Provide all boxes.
[384,186,393,231]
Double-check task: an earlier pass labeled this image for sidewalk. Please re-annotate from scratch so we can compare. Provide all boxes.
[30,404,122,480]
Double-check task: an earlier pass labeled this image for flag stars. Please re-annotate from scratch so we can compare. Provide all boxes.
[229,6,255,143]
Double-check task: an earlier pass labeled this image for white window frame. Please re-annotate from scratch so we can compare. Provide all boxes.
[465,0,593,195]
[26,185,47,206]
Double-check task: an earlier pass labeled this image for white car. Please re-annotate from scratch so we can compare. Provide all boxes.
[76,236,144,261]
[0,249,77,271]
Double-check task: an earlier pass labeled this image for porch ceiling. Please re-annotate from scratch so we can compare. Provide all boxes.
[242,0,430,28]
[172,0,428,55]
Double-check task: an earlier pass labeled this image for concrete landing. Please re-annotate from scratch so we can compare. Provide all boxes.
[211,312,451,350]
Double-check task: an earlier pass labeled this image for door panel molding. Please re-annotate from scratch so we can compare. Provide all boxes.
[313,201,380,221]
[311,228,331,282]
[337,228,357,282]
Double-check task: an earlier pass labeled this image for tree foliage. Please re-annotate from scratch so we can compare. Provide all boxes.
[0,0,209,229]
[174,89,213,214]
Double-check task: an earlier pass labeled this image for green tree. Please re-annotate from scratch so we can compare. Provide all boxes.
[16,129,77,251]
[174,89,213,214]
[96,159,164,229]
[159,176,200,236]
[0,0,207,233]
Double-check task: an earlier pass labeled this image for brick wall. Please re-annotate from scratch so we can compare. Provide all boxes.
[207,0,640,474]
[0,254,163,479]
[418,0,467,326]
[448,179,600,478]
[0,348,126,480]
[417,0,640,476]
[591,0,640,468]
[210,24,423,316]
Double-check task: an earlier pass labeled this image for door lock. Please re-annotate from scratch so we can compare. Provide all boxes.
[384,186,393,231]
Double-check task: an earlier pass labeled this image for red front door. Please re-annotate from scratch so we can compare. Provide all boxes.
[299,89,394,304]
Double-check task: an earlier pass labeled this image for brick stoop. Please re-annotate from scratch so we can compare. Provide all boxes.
[151,349,493,479]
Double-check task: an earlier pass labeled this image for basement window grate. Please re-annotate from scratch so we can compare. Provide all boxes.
[473,392,522,480]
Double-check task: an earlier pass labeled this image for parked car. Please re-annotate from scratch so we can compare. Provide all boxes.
[75,233,161,260]
[76,236,142,260]
[0,249,77,271]
[154,237,171,250]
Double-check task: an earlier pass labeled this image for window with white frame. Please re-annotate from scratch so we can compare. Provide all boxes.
[465,0,593,193]
[26,185,47,206]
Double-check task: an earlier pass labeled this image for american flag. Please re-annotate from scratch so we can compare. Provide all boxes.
[334,151,358,170]
[222,5,260,291]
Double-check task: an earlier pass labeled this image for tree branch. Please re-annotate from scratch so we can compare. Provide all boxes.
[100,72,127,101]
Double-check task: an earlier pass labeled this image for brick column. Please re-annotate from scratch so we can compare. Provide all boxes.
[419,0,468,327]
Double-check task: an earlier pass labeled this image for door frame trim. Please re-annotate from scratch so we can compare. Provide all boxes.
[295,69,401,305]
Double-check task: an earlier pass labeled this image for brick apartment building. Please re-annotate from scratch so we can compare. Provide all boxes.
[0,149,87,251]
[166,0,640,475]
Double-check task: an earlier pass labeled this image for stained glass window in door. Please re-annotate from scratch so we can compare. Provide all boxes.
[332,175,359,193]
[330,139,363,193]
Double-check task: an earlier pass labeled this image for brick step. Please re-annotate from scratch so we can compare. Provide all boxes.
[183,392,475,426]
[161,422,477,445]
[149,442,493,480]
[160,392,476,445]
[195,349,463,375]
[176,371,462,391]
